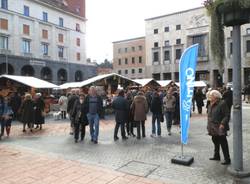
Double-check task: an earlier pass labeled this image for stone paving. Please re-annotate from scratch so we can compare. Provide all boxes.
[0,105,250,184]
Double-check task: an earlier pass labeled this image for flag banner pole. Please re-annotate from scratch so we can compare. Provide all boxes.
[171,44,199,166]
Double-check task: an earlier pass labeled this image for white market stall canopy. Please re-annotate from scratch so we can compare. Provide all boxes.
[59,73,139,89]
[0,75,59,89]
[157,80,174,87]
[175,81,207,87]
[133,78,160,87]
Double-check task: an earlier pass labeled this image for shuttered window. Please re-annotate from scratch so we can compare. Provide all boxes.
[58,34,63,43]
[0,19,8,30]
[77,52,80,61]
[23,24,30,35]
[76,38,80,46]
[42,30,48,39]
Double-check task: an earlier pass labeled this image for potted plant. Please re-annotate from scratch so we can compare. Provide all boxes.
[204,0,250,66]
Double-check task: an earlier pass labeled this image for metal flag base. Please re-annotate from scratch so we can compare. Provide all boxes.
[171,155,194,166]
[171,144,194,166]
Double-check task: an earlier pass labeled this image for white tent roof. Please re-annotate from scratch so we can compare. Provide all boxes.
[133,78,160,87]
[0,75,58,89]
[175,81,207,87]
[59,73,138,89]
[157,80,173,87]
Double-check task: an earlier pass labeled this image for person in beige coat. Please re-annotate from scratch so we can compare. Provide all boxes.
[131,91,148,139]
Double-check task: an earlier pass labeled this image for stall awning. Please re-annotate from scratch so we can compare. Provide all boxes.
[133,78,160,87]
[157,80,174,87]
[59,73,138,89]
[175,81,207,87]
[0,75,59,89]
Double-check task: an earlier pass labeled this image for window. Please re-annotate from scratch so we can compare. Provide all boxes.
[192,35,206,57]
[22,39,30,53]
[118,48,121,53]
[176,39,181,45]
[0,36,8,49]
[153,52,159,62]
[139,68,142,73]
[164,50,170,61]
[125,58,128,64]
[58,46,64,58]
[176,24,181,30]
[154,42,159,48]
[164,26,169,32]
[118,59,121,65]
[131,69,135,74]
[76,38,80,46]
[77,52,81,61]
[246,40,250,53]
[1,0,8,9]
[154,29,158,34]
[41,43,48,56]
[125,70,128,74]
[118,70,121,74]
[132,46,135,52]
[132,57,135,64]
[76,23,80,32]
[139,56,142,63]
[138,45,142,51]
[230,31,233,37]
[230,42,233,54]
[58,34,63,43]
[0,19,8,30]
[24,5,29,16]
[23,24,30,35]
[43,12,48,22]
[247,28,250,35]
[42,30,48,39]
[175,49,182,60]
[59,17,64,27]
[125,48,128,53]
[164,40,169,46]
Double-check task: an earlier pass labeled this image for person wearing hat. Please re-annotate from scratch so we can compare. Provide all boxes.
[20,93,35,132]
[207,90,231,165]
[34,93,45,130]
[112,90,129,141]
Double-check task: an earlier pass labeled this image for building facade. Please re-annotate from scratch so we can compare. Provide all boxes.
[0,0,96,84]
[145,7,250,87]
[113,37,146,79]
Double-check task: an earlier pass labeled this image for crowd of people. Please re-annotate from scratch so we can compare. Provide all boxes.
[0,92,45,140]
[0,84,234,166]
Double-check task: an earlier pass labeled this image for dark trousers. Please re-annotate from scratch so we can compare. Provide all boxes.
[197,106,202,114]
[125,120,134,136]
[61,111,66,119]
[136,121,145,139]
[114,121,126,138]
[212,135,230,161]
[74,122,86,141]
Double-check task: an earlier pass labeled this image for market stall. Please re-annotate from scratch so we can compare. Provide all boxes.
[133,78,161,89]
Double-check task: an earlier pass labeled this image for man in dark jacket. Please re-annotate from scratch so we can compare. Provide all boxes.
[67,89,79,135]
[112,90,129,141]
[84,86,103,144]
[222,87,233,120]
[150,91,163,137]
[207,90,231,165]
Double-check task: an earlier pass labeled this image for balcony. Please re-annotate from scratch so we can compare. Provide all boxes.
[0,49,11,54]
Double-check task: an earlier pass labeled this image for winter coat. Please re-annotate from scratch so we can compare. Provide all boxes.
[71,100,88,125]
[34,97,45,125]
[194,90,204,107]
[223,89,233,108]
[131,95,148,121]
[207,100,230,136]
[58,95,68,111]
[112,95,129,123]
[67,95,79,115]
[150,95,163,115]
[163,95,176,112]
[84,95,103,116]
[20,99,35,124]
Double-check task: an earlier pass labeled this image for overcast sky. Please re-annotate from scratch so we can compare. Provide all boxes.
[85,0,204,63]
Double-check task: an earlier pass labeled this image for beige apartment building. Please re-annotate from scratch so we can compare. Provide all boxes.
[113,37,146,79]
[145,7,250,87]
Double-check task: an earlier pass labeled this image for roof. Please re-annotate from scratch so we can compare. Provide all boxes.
[157,80,173,87]
[175,81,207,87]
[59,73,138,89]
[145,7,204,21]
[133,78,160,87]
[112,36,145,44]
[0,75,58,89]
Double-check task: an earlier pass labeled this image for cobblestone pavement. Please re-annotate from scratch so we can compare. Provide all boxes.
[1,104,250,184]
